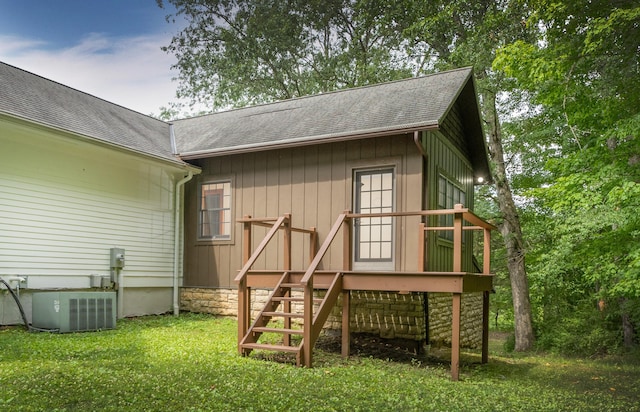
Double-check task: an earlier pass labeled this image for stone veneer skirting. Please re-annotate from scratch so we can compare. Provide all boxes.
[180,287,482,348]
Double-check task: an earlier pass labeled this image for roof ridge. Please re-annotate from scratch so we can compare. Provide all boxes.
[175,67,474,122]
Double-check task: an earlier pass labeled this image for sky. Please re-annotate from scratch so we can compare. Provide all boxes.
[0,0,185,115]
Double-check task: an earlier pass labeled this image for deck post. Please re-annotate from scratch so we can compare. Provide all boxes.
[418,222,426,271]
[238,216,252,354]
[242,216,252,264]
[309,227,317,264]
[303,281,313,367]
[283,214,292,270]
[341,213,352,359]
[451,292,462,381]
[453,205,463,272]
[483,228,491,274]
[283,214,292,346]
[341,290,350,359]
[482,227,491,364]
[482,291,490,364]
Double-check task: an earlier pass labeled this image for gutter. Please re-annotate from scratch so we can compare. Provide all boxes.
[179,123,440,160]
[173,170,195,316]
[413,130,428,159]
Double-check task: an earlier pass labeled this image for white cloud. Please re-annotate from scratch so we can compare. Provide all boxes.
[0,33,181,116]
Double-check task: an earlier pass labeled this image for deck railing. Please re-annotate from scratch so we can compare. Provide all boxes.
[235,205,496,379]
[234,214,317,346]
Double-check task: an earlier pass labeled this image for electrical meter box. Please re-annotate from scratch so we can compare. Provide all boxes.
[32,291,116,333]
[110,247,125,268]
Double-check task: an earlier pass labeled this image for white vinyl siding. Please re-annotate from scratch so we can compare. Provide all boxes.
[0,119,182,289]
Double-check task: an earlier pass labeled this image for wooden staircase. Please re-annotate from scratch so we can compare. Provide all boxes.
[239,271,343,365]
[236,208,497,380]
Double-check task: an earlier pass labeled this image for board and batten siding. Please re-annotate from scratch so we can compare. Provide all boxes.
[1,117,184,292]
[183,134,424,288]
[422,127,476,273]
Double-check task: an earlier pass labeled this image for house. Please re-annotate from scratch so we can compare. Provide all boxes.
[0,62,200,323]
[1,62,494,379]
[172,68,495,378]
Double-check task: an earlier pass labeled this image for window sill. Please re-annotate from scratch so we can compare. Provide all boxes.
[195,238,234,246]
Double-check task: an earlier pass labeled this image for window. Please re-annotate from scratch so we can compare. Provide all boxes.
[437,175,466,241]
[354,168,395,264]
[199,181,231,240]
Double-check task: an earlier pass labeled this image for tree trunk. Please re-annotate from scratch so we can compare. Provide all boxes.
[620,299,635,349]
[483,89,535,351]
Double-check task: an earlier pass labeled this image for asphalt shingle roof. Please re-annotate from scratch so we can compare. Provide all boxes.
[0,62,182,165]
[1,62,489,178]
[172,67,478,158]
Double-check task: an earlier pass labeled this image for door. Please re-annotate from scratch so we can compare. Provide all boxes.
[353,168,395,271]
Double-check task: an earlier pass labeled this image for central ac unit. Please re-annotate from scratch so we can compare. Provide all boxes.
[31,291,116,333]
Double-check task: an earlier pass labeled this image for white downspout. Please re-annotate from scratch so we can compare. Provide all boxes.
[173,170,194,316]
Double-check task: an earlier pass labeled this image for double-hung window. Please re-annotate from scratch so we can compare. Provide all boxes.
[199,181,231,240]
[437,174,466,241]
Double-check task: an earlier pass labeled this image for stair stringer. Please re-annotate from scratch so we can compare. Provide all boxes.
[240,271,294,354]
[299,272,343,367]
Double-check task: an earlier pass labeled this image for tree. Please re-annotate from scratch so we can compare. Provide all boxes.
[157,0,413,110]
[495,0,640,351]
[403,0,537,350]
[159,0,538,350]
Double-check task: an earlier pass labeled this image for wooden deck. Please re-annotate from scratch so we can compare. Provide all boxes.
[235,206,495,381]
[244,269,493,294]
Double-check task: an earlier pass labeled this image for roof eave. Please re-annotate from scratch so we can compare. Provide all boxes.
[178,122,440,160]
[442,70,492,185]
[1,111,200,173]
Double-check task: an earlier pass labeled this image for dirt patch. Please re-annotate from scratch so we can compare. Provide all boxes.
[253,332,508,366]
[315,333,430,363]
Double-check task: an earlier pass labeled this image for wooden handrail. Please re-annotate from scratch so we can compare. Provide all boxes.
[234,215,318,283]
[300,212,348,286]
[236,217,316,234]
[461,209,497,231]
[345,208,496,231]
[416,204,494,275]
[237,206,494,284]
[234,215,286,283]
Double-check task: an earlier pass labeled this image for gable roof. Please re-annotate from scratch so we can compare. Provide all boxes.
[172,67,490,178]
[0,61,186,167]
[1,62,490,179]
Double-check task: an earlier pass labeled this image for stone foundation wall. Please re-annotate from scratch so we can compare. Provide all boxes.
[325,291,427,341]
[180,288,482,348]
[427,292,483,348]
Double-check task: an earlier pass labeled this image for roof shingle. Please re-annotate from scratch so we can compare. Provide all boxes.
[173,68,475,157]
[0,62,182,164]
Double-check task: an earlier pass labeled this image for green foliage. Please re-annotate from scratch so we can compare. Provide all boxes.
[1,314,639,411]
[494,0,640,352]
[156,0,640,354]
[158,0,414,110]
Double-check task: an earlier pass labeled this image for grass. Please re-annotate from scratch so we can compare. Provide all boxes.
[0,314,638,411]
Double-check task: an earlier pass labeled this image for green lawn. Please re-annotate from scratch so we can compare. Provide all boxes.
[0,313,637,411]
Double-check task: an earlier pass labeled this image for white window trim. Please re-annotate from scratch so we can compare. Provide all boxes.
[352,166,396,271]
